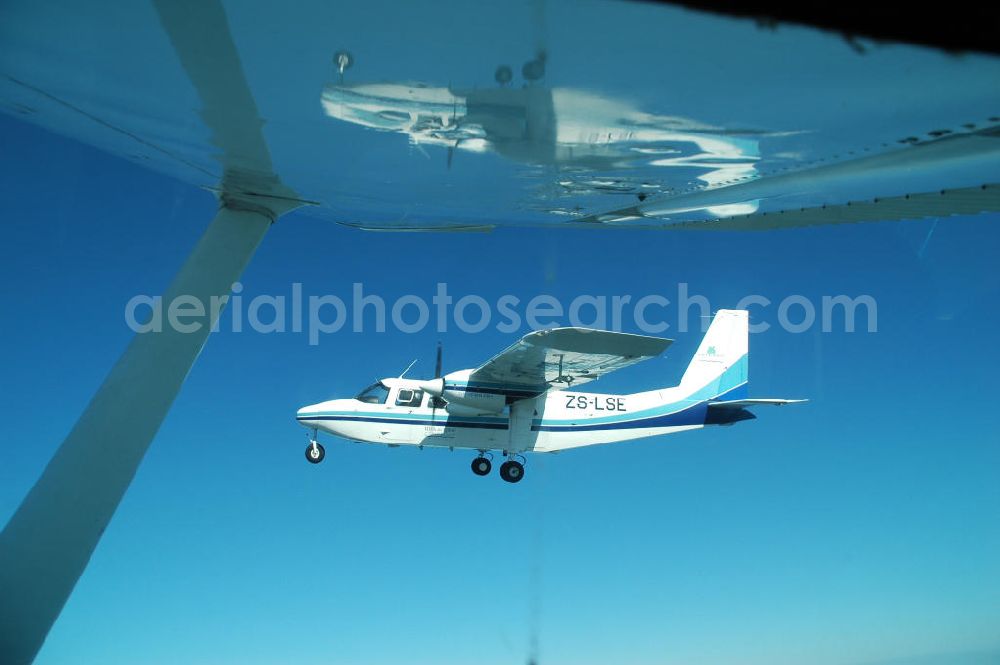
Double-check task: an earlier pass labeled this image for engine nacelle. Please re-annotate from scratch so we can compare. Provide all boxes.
[418,370,506,414]
[444,402,501,417]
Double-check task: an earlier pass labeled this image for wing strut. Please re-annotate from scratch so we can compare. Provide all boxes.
[0,0,303,661]
[0,206,271,663]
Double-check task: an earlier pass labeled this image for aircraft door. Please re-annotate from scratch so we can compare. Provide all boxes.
[391,387,425,443]
[508,398,537,452]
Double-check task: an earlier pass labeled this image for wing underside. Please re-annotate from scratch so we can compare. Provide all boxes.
[569,129,1000,230]
[471,328,672,392]
[3,2,999,232]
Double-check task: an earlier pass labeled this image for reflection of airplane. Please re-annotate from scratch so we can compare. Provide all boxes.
[321,75,1000,228]
[296,310,804,483]
[322,81,762,167]
[322,81,762,215]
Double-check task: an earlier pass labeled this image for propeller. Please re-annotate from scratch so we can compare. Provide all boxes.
[430,342,446,420]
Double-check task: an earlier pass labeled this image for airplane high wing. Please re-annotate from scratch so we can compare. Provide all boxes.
[470,327,672,392]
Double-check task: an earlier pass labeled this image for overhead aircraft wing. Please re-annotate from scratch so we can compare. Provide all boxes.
[470,327,671,392]
[3,1,999,231]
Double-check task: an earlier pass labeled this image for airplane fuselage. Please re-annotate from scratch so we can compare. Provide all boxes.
[296,377,746,454]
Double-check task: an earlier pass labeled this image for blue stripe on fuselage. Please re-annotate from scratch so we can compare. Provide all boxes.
[296,414,508,430]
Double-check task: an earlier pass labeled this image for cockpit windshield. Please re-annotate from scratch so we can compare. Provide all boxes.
[355,382,390,405]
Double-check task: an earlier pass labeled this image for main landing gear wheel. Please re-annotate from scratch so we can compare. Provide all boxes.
[305,440,325,464]
[471,456,492,476]
[499,460,524,483]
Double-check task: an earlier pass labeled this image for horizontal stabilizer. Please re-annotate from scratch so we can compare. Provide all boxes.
[708,398,808,408]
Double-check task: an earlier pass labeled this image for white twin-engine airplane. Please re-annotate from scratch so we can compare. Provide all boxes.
[296,309,805,483]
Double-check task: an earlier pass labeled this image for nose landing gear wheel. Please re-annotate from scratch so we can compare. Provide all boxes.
[499,460,524,483]
[305,441,325,464]
[471,456,492,476]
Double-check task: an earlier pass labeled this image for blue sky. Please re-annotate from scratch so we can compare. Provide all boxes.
[2,116,1000,665]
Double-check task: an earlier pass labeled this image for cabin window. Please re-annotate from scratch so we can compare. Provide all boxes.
[355,382,390,405]
[395,388,424,407]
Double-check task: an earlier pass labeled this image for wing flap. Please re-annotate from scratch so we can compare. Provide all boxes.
[669,184,1000,231]
[569,129,1000,230]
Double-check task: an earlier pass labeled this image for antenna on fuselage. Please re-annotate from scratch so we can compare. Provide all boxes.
[399,358,418,378]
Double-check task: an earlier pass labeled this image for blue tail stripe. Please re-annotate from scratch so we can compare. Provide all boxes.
[535,355,748,427]
[531,383,747,432]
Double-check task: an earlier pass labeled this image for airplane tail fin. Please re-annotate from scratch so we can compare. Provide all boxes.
[679,309,749,399]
